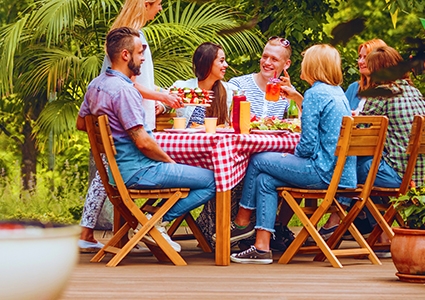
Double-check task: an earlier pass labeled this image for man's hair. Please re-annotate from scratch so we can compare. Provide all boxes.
[267,38,292,59]
[106,27,140,62]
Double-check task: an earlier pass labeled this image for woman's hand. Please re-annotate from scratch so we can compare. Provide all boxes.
[279,69,292,88]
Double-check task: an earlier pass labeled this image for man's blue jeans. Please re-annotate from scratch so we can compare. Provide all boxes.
[239,152,328,233]
[126,163,216,222]
[338,156,402,206]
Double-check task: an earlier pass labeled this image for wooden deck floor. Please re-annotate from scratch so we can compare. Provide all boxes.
[60,229,425,299]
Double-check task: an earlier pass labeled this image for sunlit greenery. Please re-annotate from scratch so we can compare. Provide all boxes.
[0,0,424,222]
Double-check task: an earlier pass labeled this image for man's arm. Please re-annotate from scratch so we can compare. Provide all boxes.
[127,125,175,163]
[76,115,86,131]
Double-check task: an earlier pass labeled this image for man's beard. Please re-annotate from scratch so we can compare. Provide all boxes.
[128,57,142,76]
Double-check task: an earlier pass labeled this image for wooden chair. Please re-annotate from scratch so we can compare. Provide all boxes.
[365,115,425,249]
[85,115,210,267]
[277,115,388,268]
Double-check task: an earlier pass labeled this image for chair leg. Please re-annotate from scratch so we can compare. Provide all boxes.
[91,222,131,263]
[168,213,213,253]
[278,191,343,268]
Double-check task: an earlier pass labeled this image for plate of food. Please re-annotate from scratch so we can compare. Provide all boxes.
[169,86,212,106]
[183,103,211,107]
[251,129,290,135]
[216,127,235,133]
[163,128,205,134]
[250,116,301,133]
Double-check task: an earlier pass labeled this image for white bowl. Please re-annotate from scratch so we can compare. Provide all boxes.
[0,221,81,300]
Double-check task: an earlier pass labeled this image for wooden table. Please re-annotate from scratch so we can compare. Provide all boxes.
[155,131,300,265]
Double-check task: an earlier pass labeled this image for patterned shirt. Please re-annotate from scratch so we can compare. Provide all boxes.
[361,79,425,185]
[79,68,160,184]
[229,74,289,118]
[296,81,356,188]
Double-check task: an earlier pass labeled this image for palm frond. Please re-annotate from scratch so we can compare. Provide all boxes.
[0,15,29,95]
[33,98,80,152]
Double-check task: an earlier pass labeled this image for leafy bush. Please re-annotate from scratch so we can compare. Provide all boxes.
[0,160,86,224]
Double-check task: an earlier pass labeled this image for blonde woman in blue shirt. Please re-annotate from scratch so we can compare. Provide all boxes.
[227,44,356,264]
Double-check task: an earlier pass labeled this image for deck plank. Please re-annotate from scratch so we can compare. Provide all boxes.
[60,229,425,299]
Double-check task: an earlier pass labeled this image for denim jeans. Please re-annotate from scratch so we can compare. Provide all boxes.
[337,156,402,207]
[240,152,328,233]
[126,163,216,222]
[358,156,402,226]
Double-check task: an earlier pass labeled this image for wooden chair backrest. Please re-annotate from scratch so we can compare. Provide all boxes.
[325,116,388,203]
[322,116,354,203]
[398,115,425,195]
[84,115,138,228]
[348,116,389,199]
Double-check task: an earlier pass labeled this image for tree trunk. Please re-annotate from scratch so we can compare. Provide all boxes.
[20,93,45,191]
[21,119,37,190]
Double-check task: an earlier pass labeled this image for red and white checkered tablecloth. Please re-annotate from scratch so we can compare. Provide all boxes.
[155,132,300,192]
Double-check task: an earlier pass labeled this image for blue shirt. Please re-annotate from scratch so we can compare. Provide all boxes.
[229,74,289,118]
[79,68,160,185]
[345,81,361,110]
[296,81,356,188]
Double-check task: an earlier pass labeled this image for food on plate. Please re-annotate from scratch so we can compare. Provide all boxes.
[250,116,301,133]
[169,86,211,105]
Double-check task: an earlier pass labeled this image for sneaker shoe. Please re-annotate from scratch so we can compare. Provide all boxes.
[230,245,273,264]
[270,224,295,252]
[305,224,339,244]
[212,221,255,243]
[78,240,104,253]
[375,250,391,258]
[238,234,256,251]
[342,216,373,240]
[141,214,181,252]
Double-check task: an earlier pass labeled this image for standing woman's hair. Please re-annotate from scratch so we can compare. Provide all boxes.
[110,0,157,31]
[357,39,387,91]
[301,44,343,86]
[193,42,229,125]
[366,46,412,87]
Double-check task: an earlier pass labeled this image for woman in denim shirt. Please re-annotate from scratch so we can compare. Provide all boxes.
[227,44,356,264]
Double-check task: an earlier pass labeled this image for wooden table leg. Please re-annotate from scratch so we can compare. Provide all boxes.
[215,190,231,266]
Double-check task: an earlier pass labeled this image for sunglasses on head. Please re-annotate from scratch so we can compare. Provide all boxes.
[268,36,290,48]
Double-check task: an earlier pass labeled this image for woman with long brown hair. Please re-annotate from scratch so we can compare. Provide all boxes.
[170,42,235,128]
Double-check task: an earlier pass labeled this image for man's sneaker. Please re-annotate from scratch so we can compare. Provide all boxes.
[138,214,182,252]
[212,221,255,243]
[270,224,295,252]
[230,245,273,264]
[305,224,338,244]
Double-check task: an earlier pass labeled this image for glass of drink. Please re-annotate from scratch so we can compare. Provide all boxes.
[204,117,217,134]
[265,78,281,102]
[173,117,186,129]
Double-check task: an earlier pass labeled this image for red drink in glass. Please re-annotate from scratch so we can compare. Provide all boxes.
[265,79,280,102]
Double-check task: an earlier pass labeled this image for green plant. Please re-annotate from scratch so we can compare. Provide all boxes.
[0,160,86,224]
[391,183,425,229]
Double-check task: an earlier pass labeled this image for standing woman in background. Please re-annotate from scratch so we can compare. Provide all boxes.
[78,0,182,251]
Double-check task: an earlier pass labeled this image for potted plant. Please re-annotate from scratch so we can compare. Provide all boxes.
[0,220,80,299]
[390,183,425,283]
